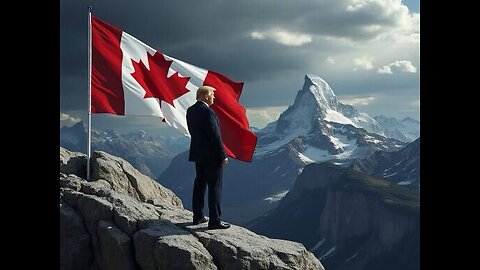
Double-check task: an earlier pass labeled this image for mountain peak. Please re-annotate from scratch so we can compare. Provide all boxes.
[303,74,338,110]
[60,120,85,133]
[270,74,376,137]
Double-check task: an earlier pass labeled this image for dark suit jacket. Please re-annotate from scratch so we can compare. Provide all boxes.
[186,101,227,164]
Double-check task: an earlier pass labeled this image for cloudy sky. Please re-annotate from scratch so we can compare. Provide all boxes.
[60,0,419,136]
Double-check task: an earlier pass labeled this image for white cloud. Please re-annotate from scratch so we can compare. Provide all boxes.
[377,66,392,74]
[250,29,312,46]
[353,56,374,70]
[246,106,288,128]
[60,112,81,125]
[339,96,376,106]
[377,12,419,44]
[378,60,417,74]
[342,0,419,44]
[250,31,265,40]
[327,57,336,64]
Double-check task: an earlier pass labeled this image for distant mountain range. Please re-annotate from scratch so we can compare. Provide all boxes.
[60,122,183,178]
[159,74,419,225]
[373,115,419,143]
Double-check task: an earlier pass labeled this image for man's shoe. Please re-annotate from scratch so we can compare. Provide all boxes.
[208,221,231,230]
[192,216,209,225]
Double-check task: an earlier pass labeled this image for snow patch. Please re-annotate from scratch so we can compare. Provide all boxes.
[303,146,331,162]
[264,190,289,203]
[325,109,357,126]
[329,135,348,150]
[398,180,412,185]
[256,129,307,156]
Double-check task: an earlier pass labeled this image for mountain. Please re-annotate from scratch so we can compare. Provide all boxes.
[351,138,420,190]
[374,116,420,142]
[154,135,190,155]
[254,74,405,164]
[60,121,87,153]
[250,126,260,133]
[60,122,174,178]
[60,147,325,270]
[159,74,406,225]
[248,162,419,270]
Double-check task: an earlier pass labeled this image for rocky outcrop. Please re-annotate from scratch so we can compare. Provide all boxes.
[60,146,87,179]
[60,147,324,270]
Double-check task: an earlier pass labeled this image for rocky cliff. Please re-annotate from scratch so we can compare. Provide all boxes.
[249,162,419,270]
[60,147,324,270]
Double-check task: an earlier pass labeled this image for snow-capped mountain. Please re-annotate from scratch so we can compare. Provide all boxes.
[60,122,175,178]
[374,115,420,142]
[256,74,404,164]
[159,74,408,225]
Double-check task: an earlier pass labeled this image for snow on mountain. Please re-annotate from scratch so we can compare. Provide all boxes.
[374,115,420,142]
[159,74,412,225]
[256,74,404,164]
[60,122,175,178]
[351,138,420,190]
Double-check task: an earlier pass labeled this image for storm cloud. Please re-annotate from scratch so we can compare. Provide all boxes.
[61,0,419,130]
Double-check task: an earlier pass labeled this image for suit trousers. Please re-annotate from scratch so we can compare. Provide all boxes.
[192,162,223,224]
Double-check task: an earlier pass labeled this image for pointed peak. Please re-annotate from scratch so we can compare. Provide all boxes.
[301,74,337,110]
[61,120,85,132]
[72,120,84,127]
[305,74,329,87]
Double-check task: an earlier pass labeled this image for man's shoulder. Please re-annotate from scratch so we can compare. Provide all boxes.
[188,101,200,111]
[187,102,210,116]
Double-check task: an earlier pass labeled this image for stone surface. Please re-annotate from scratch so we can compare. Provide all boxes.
[60,147,324,270]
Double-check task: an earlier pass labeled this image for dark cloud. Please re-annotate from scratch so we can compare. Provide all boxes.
[61,0,419,124]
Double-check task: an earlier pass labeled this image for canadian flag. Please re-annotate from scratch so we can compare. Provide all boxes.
[91,16,257,162]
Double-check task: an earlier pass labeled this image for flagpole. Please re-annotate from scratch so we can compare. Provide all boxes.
[87,6,92,181]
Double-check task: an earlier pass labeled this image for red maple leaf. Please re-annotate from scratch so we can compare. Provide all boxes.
[131,52,190,108]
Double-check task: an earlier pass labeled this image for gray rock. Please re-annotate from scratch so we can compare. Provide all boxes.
[77,194,115,269]
[62,189,84,208]
[194,226,324,270]
[60,148,325,270]
[91,150,183,209]
[134,220,216,270]
[60,147,87,179]
[60,174,85,192]
[107,192,160,236]
[60,204,93,270]
[81,179,112,196]
[77,194,114,235]
[97,220,138,270]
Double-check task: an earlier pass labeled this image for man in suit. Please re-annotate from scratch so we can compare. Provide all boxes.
[186,85,231,229]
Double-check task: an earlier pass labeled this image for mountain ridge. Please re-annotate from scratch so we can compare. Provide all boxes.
[248,162,419,270]
[60,122,175,178]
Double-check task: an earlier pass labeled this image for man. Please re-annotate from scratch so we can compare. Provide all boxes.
[186,85,231,229]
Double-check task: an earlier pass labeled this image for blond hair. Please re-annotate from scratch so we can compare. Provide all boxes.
[196,85,216,100]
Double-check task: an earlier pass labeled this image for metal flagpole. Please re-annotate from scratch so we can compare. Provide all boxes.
[87,6,92,181]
